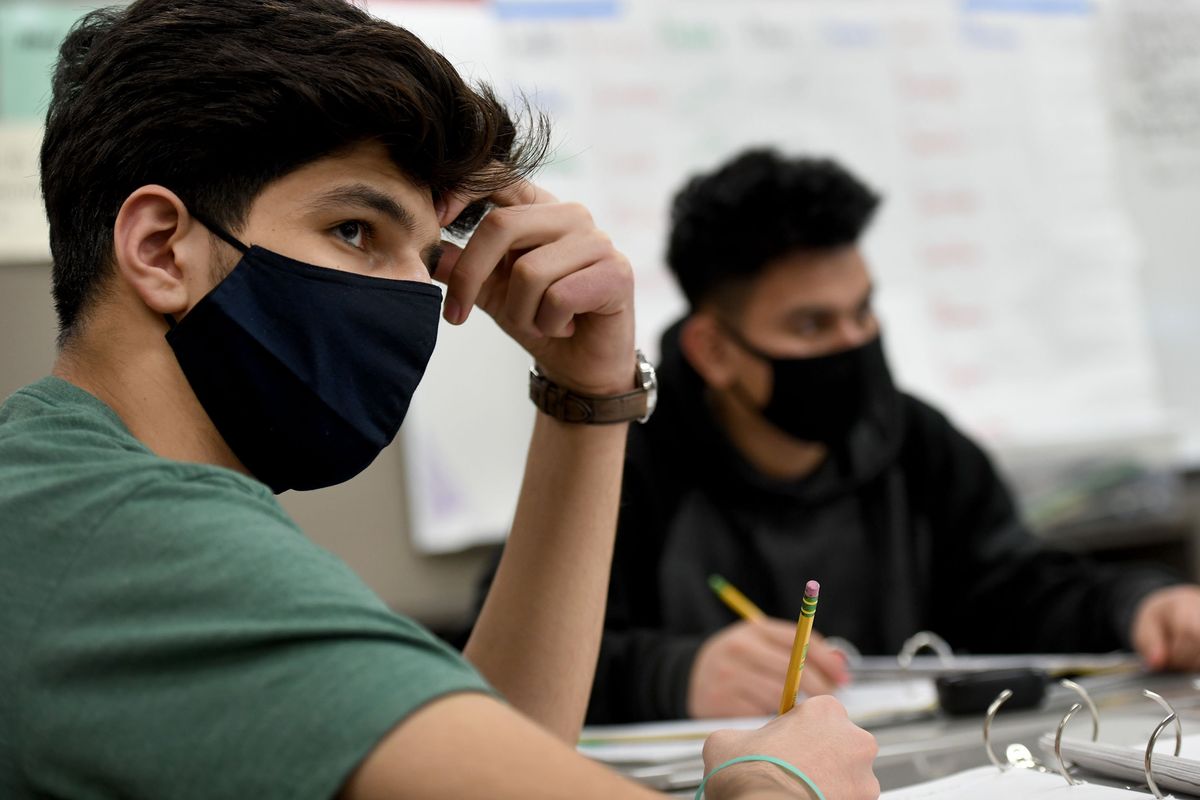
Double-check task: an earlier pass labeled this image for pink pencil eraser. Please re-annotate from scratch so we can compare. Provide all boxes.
[805,580,820,597]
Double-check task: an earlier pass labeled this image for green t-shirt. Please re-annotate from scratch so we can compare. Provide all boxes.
[0,377,490,799]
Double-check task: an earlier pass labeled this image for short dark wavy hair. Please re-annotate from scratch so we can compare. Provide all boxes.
[666,148,881,309]
[42,0,549,342]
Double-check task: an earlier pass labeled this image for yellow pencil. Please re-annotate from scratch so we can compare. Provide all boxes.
[708,574,766,622]
[779,579,820,715]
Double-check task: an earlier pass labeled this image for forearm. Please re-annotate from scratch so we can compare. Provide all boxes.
[341,696,862,800]
[464,412,628,742]
[340,693,665,800]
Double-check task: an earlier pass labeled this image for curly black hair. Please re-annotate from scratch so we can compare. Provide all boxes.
[666,148,881,309]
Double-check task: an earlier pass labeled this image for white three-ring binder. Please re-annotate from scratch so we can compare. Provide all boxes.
[882,681,1198,799]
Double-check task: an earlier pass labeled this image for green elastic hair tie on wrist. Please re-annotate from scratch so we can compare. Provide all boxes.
[694,755,826,800]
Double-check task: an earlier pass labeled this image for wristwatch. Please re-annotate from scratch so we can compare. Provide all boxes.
[528,349,658,424]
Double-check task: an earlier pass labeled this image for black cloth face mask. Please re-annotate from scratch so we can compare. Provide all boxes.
[165,220,442,493]
[723,328,897,445]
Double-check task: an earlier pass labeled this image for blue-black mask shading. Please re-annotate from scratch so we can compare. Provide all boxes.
[164,219,442,493]
[724,330,896,446]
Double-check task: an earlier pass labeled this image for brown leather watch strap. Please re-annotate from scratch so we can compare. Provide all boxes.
[528,369,649,424]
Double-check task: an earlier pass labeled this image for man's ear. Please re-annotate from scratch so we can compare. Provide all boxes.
[112,186,212,317]
[679,311,740,391]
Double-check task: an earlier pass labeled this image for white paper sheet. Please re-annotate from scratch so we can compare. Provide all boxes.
[579,679,938,765]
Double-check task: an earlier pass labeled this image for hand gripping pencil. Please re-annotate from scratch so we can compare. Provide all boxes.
[779,580,820,715]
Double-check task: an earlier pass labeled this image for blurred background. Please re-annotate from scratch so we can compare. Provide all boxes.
[2,0,1199,631]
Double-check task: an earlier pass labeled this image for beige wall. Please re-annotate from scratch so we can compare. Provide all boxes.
[0,262,490,629]
[0,263,57,398]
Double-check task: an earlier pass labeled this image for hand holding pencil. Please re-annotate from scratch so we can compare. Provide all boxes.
[698,578,880,796]
[689,576,848,718]
[701,697,880,799]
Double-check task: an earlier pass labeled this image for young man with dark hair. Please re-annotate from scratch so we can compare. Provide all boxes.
[588,147,1200,723]
[0,5,879,799]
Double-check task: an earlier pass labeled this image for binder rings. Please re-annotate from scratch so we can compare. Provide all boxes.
[881,679,1199,799]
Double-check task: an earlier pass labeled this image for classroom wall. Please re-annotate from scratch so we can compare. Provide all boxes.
[384,0,1200,555]
[0,263,491,626]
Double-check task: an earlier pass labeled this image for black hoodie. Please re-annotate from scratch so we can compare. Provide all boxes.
[585,318,1178,723]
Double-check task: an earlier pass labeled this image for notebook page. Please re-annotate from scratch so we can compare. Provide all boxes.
[1038,732,1200,795]
[881,765,1151,798]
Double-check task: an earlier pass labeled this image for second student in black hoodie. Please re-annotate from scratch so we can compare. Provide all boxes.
[587,148,1200,724]
[476,148,1200,724]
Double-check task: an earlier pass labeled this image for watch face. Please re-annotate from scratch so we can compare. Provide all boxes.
[635,349,658,422]
[645,383,658,419]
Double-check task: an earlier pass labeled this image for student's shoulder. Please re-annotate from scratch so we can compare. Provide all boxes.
[44,428,293,542]
[899,391,950,427]
[94,463,322,571]
[898,391,974,445]
[15,463,488,800]
[106,459,289,530]
[0,381,294,551]
[58,459,405,648]
[896,391,998,480]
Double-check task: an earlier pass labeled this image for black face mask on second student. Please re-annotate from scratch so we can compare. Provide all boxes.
[164,219,442,493]
[724,329,897,445]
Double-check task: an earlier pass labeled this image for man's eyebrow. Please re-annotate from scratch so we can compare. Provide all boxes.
[783,285,875,319]
[785,305,836,320]
[307,183,418,230]
[308,183,444,270]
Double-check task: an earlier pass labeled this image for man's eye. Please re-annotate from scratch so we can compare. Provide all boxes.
[794,316,824,337]
[334,220,369,249]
